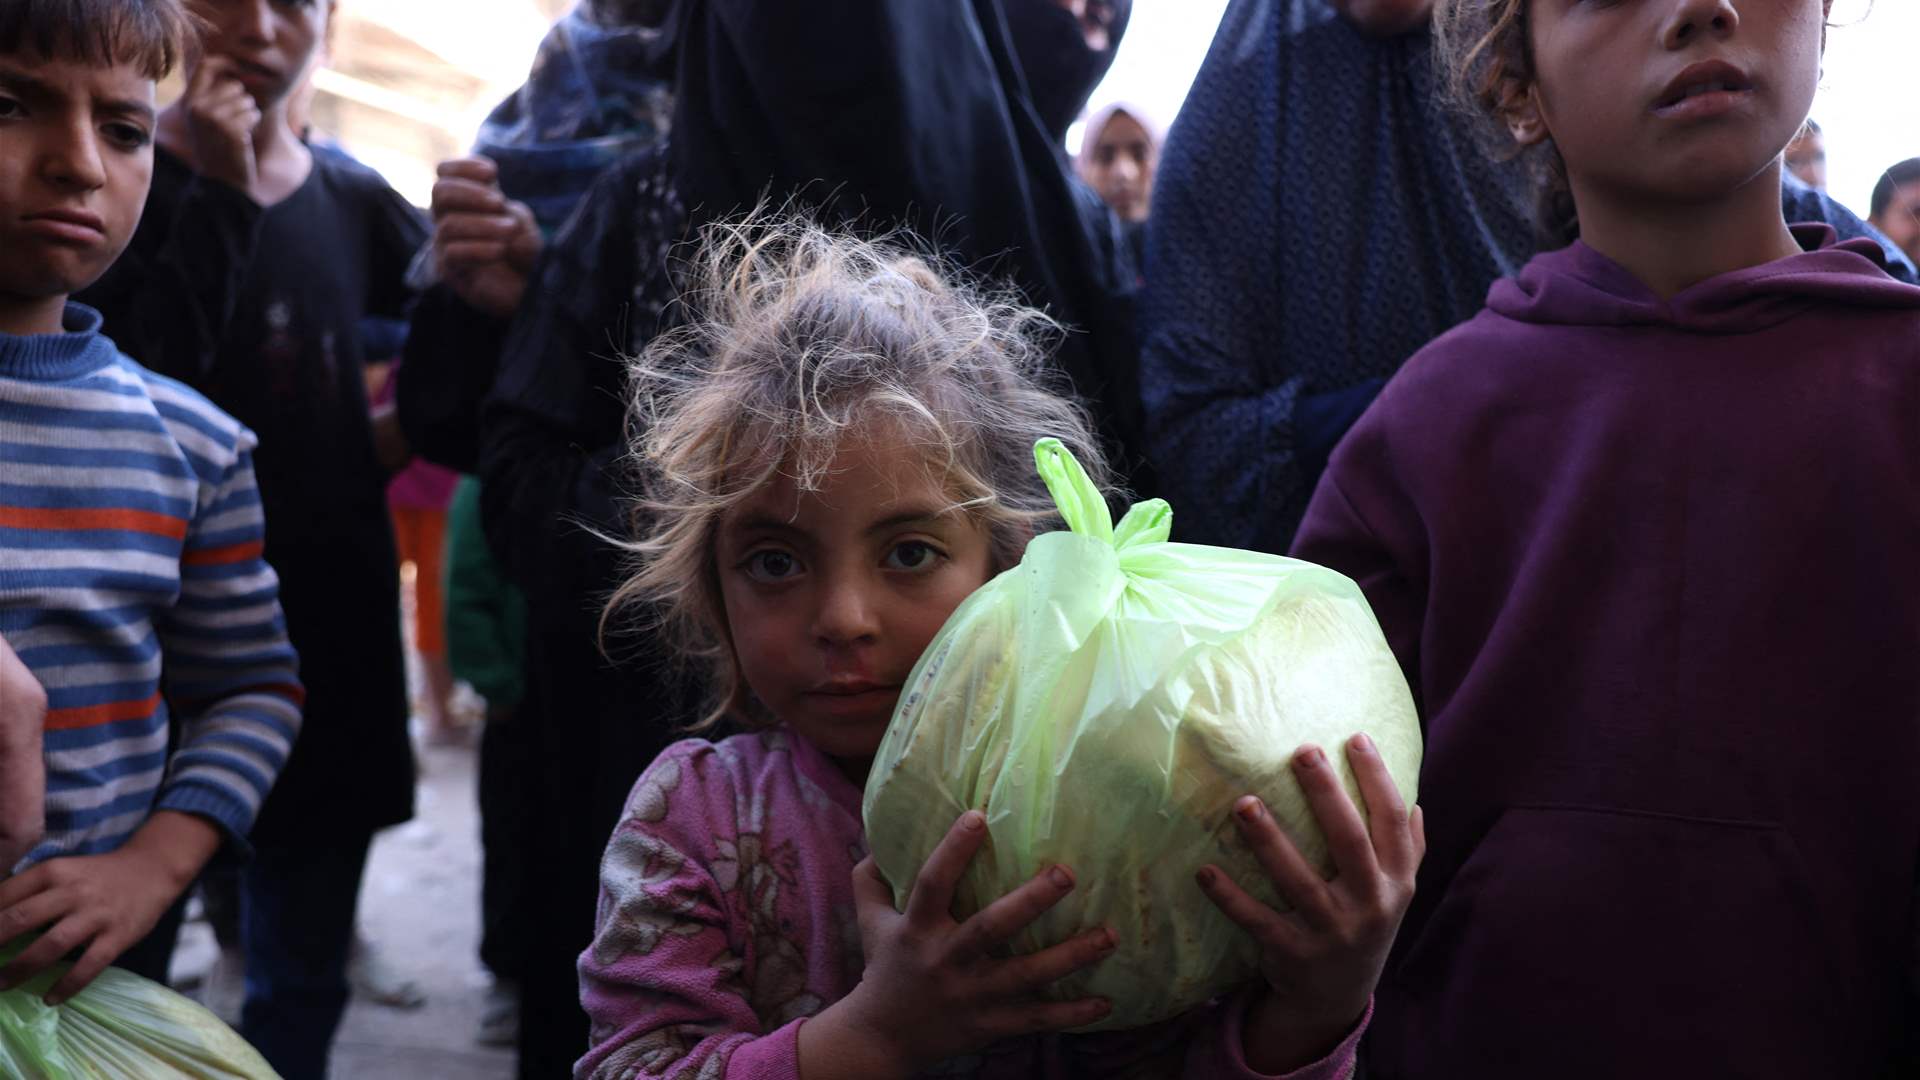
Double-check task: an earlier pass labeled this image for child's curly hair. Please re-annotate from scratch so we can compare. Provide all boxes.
[1431,0,1580,246]
[603,214,1110,731]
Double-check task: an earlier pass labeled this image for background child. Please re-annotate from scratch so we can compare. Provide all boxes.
[1293,1,1920,1076]
[1870,156,1920,266]
[0,0,301,1002]
[578,218,1424,1079]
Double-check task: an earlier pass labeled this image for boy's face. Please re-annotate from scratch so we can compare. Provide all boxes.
[0,54,155,308]
[187,0,328,108]
[1518,0,1825,207]
[1870,181,1920,265]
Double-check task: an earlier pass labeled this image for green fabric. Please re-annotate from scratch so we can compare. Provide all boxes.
[444,477,529,709]
[0,940,279,1078]
[863,439,1423,1031]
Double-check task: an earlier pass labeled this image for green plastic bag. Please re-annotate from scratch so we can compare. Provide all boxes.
[863,439,1423,1031]
[0,939,280,1079]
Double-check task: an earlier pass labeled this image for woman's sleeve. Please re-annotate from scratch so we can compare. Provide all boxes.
[576,746,808,1080]
[1137,0,1308,554]
[397,286,509,473]
[476,157,644,591]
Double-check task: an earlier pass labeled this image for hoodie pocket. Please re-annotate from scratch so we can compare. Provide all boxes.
[1371,804,1849,1080]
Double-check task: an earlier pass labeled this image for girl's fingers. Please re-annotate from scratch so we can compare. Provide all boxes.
[1292,745,1381,888]
[990,925,1114,994]
[1231,794,1335,928]
[956,862,1075,955]
[981,995,1112,1039]
[1347,733,1418,876]
[1195,862,1308,954]
[903,811,988,927]
[849,856,900,922]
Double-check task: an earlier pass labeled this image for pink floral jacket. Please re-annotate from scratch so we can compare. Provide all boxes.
[575,728,1363,1079]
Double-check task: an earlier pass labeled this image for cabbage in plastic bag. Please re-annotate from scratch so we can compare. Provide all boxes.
[0,938,280,1079]
[862,439,1422,1031]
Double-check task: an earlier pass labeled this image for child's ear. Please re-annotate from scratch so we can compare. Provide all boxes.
[1505,84,1550,148]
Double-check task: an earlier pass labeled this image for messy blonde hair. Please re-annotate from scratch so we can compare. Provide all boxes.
[603,214,1110,731]
[1431,0,1580,246]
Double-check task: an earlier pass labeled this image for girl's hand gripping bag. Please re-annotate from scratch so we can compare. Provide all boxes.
[862,439,1423,1031]
[0,937,281,1079]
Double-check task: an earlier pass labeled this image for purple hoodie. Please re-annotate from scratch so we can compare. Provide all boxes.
[1292,226,1920,1078]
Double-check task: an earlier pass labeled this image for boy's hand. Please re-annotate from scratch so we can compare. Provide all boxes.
[0,811,221,1004]
[1197,734,1424,1073]
[798,812,1116,1079]
[431,157,542,318]
[0,636,47,871]
[182,58,262,196]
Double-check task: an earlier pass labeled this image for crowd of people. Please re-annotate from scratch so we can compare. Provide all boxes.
[0,0,1917,1078]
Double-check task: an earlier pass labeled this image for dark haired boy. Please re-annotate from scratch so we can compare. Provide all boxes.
[0,0,302,1006]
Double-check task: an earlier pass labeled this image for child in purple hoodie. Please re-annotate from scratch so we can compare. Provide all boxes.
[1290,1,1920,1077]
[575,219,1427,1079]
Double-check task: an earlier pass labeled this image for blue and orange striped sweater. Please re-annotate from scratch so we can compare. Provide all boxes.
[1,304,302,869]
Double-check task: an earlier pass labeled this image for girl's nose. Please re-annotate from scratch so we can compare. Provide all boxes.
[1662,0,1741,49]
[811,579,882,647]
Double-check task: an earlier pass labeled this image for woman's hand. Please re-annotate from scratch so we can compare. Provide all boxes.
[430,157,542,319]
[798,811,1116,1079]
[1329,0,1434,37]
[1197,733,1425,1073]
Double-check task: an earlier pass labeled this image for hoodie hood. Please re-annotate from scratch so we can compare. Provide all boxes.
[1489,224,1920,334]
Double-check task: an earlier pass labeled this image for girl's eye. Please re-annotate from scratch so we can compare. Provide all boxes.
[0,97,22,121]
[742,550,801,584]
[884,541,943,573]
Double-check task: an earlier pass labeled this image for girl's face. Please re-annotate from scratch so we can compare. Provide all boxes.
[1081,111,1156,223]
[716,433,997,776]
[1519,0,1825,206]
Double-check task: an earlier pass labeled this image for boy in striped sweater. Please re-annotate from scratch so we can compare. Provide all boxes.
[0,0,301,1006]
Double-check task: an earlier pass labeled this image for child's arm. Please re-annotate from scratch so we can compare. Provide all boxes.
[145,435,302,850]
[1193,734,1424,1077]
[580,753,1113,1080]
[0,636,46,872]
[0,438,300,1003]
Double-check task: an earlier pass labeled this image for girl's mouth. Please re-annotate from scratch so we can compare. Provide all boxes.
[1653,60,1756,118]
